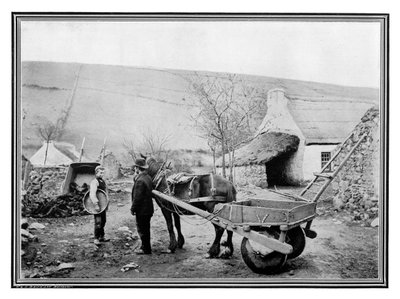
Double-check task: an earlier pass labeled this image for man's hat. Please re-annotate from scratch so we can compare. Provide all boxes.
[95,166,105,173]
[133,158,149,169]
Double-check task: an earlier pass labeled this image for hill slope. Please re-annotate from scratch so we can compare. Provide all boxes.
[21,61,379,160]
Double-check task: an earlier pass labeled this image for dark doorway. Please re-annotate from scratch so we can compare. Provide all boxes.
[265,153,291,187]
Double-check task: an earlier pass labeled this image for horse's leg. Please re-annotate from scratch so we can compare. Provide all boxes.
[161,208,178,253]
[172,212,185,249]
[220,230,234,259]
[208,223,224,258]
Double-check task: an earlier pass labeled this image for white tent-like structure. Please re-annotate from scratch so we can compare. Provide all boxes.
[29,141,73,166]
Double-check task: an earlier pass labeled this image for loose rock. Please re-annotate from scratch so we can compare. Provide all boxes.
[29,222,46,230]
[370,218,379,227]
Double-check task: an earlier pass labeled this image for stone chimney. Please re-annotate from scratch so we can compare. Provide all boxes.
[256,88,301,136]
[267,88,287,113]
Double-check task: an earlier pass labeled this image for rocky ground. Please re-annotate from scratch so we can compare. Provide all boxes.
[20,183,380,283]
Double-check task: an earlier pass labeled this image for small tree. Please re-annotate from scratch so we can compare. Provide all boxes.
[122,128,172,165]
[140,128,172,162]
[187,73,263,181]
[122,138,138,163]
[35,118,64,165]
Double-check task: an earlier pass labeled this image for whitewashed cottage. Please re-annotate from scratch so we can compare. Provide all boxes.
[218,88,376,187]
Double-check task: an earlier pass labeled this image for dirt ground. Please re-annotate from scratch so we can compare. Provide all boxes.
[21,184,380,283]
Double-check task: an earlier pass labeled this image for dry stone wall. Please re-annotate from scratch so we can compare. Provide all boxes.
[231,164,268,188]
[22,166,89,218]
[331,106,380,222]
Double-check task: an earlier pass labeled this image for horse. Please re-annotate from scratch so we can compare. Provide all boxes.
[146,157,237,258]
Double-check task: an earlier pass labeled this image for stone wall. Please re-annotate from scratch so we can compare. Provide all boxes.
[102,152,123,179]
[331,106,380,221]
[216,164,267,188]
[22,166,68,217]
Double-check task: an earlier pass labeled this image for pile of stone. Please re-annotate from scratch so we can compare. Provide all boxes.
[21,218,41,260]
[120,166,135,177]
[22,166,89,218]
[21,219,39,246]
[107,180,133,194]
[331,106,380,224]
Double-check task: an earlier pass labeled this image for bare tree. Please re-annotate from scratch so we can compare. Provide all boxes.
[35,118,64,165]
[122,128,172,165]
[187,73,263,180]
[140,128,172,161]
[122,138,138,163]
[207,137,219,174]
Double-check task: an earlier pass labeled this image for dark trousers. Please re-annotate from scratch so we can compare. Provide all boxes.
[94,211,106,239]
[136,215,152,253]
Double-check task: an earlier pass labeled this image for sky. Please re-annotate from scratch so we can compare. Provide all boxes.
[21,20,382,89]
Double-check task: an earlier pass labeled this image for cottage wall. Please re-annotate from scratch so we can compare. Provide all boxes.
[302,144,337,181]
[280,142,305,185]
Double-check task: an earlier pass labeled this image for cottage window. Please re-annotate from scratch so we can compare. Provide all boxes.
[321,152,331,171]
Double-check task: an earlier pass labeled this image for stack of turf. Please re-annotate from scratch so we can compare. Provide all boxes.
[22,168,90,218]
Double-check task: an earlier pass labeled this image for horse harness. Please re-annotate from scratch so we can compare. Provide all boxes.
[163,172,226,203]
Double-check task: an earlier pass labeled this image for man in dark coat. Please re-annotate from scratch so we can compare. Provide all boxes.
[131,158,154,254]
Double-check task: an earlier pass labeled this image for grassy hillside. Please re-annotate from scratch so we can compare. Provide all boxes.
[21,61,379,161]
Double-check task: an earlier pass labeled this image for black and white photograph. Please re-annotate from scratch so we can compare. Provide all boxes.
[11,13,388,287]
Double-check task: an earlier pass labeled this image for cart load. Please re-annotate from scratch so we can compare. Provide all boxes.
[61,162,100,195]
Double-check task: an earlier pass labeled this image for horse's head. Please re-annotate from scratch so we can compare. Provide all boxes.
[145,156,171,193]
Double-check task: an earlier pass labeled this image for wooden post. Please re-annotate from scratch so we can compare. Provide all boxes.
[78,137,85,162]
[100,137,107,166]
[43,141,49,166]
[23,161,31,190]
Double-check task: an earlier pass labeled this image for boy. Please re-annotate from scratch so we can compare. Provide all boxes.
[90,166,110,245]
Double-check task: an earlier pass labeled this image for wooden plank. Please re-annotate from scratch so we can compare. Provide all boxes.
[313,172,333,179]
[235,227,293,255]
[218,204,289,224]
[247,198,306,209]
[216,204,244,223]
[189,196,226,203]
[288,203,317,223]
[242,206,288,224]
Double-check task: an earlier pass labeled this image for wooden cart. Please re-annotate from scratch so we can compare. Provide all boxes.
[152,132,367,274]
[153,189,316,273]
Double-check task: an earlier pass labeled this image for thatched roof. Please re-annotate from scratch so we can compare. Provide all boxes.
[287,96,374,144]
[217,132,300,167]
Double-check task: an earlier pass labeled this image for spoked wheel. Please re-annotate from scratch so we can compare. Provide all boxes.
[240,229,287,274]
[263,226,307,259]
[286,226,306,259]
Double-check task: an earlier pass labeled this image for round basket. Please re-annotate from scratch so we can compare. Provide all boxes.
[82,189,109,215]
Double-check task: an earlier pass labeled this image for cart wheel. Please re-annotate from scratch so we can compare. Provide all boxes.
[240,230,287,274]
[286,226,306,259]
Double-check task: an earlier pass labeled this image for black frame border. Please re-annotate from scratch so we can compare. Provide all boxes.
[11,12,389,288]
